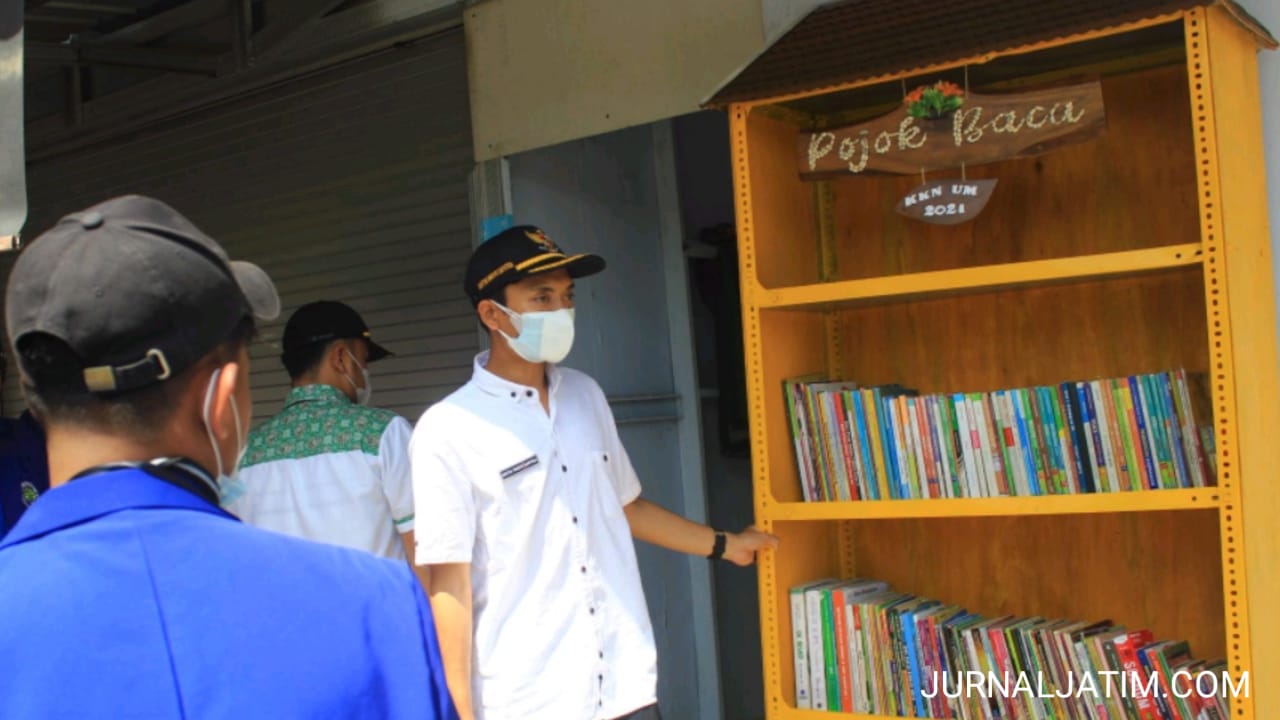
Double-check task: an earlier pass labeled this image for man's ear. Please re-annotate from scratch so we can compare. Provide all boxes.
[477,299,506,334]
[205,360,242,442]
[326,341,349,374]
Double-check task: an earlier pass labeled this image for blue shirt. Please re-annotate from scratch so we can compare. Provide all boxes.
[0,411,49,538]
[0,466,459,720]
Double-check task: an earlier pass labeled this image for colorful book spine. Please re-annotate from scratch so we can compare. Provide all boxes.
[782,370,1216,502]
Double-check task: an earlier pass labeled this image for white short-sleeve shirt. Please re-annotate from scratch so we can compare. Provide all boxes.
[410,352,657,720]
[222,384,415,561]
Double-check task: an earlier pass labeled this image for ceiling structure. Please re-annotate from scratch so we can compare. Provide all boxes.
[20,0,460,158]
[24,0,330,119]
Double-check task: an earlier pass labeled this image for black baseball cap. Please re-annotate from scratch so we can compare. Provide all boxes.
[280,300,392,364]
[464,225,605,306]
[4,195,280,394]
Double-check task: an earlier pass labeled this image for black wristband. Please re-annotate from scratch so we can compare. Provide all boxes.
[708,530,727,560]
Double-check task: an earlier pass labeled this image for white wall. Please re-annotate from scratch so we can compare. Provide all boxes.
[464,0,764,162]
[759,0,825,44]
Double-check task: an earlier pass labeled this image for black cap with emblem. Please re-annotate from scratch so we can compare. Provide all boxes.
[4,194,280,395]
[280,300,392,365]
[464,225,606,307]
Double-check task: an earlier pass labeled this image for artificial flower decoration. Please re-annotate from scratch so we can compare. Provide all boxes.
[905,81,965,119]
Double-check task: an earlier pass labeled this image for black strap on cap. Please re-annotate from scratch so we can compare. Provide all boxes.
[297,332,338,346]
[82,348,172,393]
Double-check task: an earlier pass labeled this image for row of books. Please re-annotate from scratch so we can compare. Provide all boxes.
[790,577,1235,719]
[783,370,1216,503]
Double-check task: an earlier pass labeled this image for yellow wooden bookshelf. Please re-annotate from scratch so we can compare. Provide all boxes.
[722,3,1279,718]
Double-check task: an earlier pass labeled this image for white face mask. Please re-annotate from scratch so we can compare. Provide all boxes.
[201,367,247,483]
[494,302,576,364]
[341,349,373,406]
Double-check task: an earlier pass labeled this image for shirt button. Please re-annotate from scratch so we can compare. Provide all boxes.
[572,516,579,524]
[561,465,568,472]
[604,454,609,462]
[589,607,595,615]
[526,390,533,397]
[510,391,516,398]
[599,651,604,659]
[580,566,587,573]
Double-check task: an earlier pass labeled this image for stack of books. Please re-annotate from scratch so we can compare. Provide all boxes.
[790,577,1235,719]
[783,370,1216,502]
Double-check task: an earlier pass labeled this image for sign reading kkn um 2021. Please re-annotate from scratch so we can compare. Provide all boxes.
[797,81,1106,180]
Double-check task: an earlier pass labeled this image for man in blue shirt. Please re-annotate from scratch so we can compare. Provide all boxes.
[0,396,49,538]
[0,195,458,720]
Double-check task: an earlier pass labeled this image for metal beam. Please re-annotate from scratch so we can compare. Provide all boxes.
[27,41,225,76]
[26,42,76,63]
[44,2,136,14]
[230,0,252,69]
[65,64,83,126]
[250,0,347,58]
[98,0,227,45]
[23,13,97,25]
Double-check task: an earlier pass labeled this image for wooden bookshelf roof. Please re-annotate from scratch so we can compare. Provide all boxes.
[704,0,1276,108]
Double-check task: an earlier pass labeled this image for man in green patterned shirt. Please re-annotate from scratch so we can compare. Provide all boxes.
[222,301,422,583]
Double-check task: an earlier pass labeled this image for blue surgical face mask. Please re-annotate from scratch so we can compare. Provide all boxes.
[493,302,576,364]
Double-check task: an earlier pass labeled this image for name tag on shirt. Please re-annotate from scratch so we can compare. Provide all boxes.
[500,455,539,480]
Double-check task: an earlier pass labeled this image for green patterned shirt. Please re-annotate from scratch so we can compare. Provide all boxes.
[242,384,398,467]
[224,383,416,561]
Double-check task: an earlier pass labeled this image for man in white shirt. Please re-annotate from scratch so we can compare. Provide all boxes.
[409,225,779,720]
[223,300,420,572]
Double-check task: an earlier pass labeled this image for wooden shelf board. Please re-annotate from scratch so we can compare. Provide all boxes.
[755,244,1202,310]
[762,487,1219,521]
[774,707,921,719]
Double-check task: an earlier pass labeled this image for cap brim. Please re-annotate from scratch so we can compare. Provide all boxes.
[231,260,281,321]
[525,253,607,280]
[566,253,606,278]
[366,338,393,362]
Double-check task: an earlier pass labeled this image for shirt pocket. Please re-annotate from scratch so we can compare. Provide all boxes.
[480,451,547,574]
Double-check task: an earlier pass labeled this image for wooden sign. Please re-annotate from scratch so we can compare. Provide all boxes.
[895,179,997,225]
[798,81,1106,179]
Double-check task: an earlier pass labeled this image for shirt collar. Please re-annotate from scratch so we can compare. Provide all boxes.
[283,383,352,409]
[471,350,562,403]
[0,467,235,550]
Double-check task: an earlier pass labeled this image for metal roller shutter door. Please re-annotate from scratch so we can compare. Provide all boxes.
[2,28,476,425]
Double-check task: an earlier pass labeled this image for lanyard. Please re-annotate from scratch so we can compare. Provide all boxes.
[70,457,222,507]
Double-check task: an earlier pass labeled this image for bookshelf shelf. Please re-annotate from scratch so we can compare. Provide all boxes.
[762,487,1218,522]
[724,4,1280,719]
[756,244,1202,311]
[773,708,888,720]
